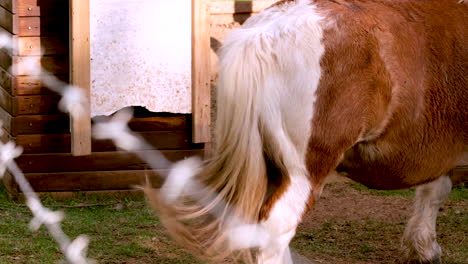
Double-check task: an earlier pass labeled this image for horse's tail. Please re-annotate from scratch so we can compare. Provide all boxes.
[144,26,283,262]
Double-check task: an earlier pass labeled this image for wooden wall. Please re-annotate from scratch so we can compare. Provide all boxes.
[0,0,204,198]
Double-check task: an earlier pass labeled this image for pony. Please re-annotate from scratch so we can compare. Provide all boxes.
[144,0,467,263]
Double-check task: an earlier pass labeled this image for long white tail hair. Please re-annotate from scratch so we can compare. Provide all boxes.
[144,1,323,262]
[144,33,273,262]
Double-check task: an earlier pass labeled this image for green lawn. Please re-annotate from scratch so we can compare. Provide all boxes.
[0,189,199,264]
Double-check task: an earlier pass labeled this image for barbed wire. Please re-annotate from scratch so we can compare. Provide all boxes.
[0,31,273,263]
[0,33,94,264]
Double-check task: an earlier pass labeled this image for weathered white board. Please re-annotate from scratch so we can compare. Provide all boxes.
[90,0,192,117]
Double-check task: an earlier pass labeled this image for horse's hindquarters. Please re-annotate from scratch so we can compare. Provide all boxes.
[310,0,467,190]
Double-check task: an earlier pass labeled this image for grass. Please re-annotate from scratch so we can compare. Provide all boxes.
[0,189,199,264]
[0,182,466,264]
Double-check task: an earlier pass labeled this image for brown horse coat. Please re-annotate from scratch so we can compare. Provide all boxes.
[148,1,467,263]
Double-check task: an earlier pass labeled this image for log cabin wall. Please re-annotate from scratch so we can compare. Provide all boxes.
[0,0,465,198]
[0,0,205,198]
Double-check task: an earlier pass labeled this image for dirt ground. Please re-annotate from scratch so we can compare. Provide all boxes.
[291,177,467,264]
[303,178,411,228]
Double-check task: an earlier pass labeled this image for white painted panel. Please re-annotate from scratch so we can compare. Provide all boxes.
[90,0,191,116]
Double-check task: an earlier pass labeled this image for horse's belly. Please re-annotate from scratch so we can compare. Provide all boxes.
[338,166,417,190]
[336,141,462,190]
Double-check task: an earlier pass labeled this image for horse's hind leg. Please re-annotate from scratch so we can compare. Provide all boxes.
[253,108,313,263]
[258,172,311,264]
[401,175,452,264]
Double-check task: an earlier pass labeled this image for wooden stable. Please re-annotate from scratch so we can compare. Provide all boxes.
[0,0,280,198]
[0,0,465,198]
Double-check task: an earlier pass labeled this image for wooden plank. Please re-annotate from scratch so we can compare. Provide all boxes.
[0,68,13,94]
[14,94,60,115]
[192,0,211,143]
[69,0,91,155]
[16,130,197,153]
[0,127,14,143]
[18,16,68,37]
[16,149,204,173]
[0,27,69,56]
[16,133,70,153]
[0,86,13,114]
[9,114,187,136]
[8,55,69,75]
[2,171,19,199]
[10,114,69,135]
[26,169,167,192]
[0,105,12,132]
[0,87,61,116]
[13,74,68,95]
[0,26,14,54]
[95,114,189,132]
[0,5,17,34]
[0,49,13,74]
[0,0,15,13]
[15,36,68,56]
[1,52,69,76]
[0,104,69,137]
[16,0,68,17]
[129,116,188,131]
[10,115,190,136]
[209,1,277,14]
[451,166,468,186]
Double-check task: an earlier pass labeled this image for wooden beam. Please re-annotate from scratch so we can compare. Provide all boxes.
[0,0,15,13]
[0,67,13,93]
[25,170,167,192]
[9,114,69,135]
[4,54,69,76]
[450,166,468,186]
[0,127,14,143]
[16,130,199,154]
[15,36,69,56]
[69,0,91,155]
[0,105,12,133]
[0,5,17,34]
[0,50,12,74]
[16,149,204,173]
[2,171,19,199]
[14,0,69,17]
[0,90,61,116]
[192,0,211,143]
[5,114,188,136]
[11,74,68,96]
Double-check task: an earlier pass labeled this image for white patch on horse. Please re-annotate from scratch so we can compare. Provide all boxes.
[224,0,326,262]
[259,176,311,264]
[402,176,452,262]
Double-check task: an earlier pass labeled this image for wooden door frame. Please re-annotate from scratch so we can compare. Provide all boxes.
[192,0,212,143]
[69,0,91,156]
